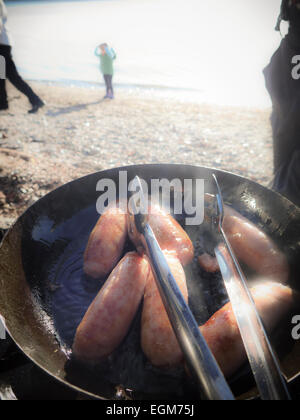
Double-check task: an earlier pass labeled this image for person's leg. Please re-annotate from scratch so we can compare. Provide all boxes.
[107,75,114,98]
[103,74,109,97]
[5,46,44,111]
[0,79,8,109]
[272,150,300,207]
[270,106,287,173]
[263,36,300,173]
[0,45,9,109]
[271,98,300,173]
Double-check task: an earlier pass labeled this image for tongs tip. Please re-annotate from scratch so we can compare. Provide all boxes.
[128,175,148,234]
[211,174,225,233]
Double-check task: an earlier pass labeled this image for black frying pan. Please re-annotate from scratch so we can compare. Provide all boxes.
[0,164,299,400]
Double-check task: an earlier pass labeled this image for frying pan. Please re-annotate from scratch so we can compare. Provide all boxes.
[0,164,299,400]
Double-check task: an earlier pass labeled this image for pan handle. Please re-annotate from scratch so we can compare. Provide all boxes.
[289,374,300,400]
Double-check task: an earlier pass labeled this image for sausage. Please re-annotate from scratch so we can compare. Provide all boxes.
[73,252,150,362]
[141,252,188,368]
[198,253,220,273]
[198,205,289,283]
[84,204,128,279]
[223,206,290,283]
[129,203,194,266]
[200,282,293,377]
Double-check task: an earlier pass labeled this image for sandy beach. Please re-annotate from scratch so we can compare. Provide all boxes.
[0,81,273,229]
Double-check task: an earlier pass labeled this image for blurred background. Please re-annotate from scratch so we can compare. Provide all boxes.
[7,0,285,107]
[0,0,286,229]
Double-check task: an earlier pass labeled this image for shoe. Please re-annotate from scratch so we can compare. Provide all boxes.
[28,99,45,114]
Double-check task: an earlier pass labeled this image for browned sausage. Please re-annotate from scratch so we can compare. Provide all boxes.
[141,252,188,368]
[200,282,293,377]
[129,203,194,266]
[84,205,128,279]
[222,206,290,283]
[73,252,150,362]
[198,205,289,283]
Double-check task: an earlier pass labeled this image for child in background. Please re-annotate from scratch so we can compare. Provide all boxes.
[95,43,116,99]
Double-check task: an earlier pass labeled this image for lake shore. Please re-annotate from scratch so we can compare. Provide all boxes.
[0,81,274,229]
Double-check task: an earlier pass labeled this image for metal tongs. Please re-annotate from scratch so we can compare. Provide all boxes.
[212,174,291,400]
[128,176,234,400]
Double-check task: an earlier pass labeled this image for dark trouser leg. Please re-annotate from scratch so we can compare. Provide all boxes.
[272,150,300,207]
[107,75,113,95]
[103,74,113,96]
[264,34,300,173]
[1,45,41,105]
[0,78,8,107]
[103,74,109,96]
[271,99,300,173]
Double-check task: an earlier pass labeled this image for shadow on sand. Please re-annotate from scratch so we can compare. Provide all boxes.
[46,99,107,117]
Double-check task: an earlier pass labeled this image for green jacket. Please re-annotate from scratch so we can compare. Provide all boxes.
[95,46,116,76]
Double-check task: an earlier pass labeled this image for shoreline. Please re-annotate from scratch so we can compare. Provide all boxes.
[0,81,274,229]
[24,79,273,111]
